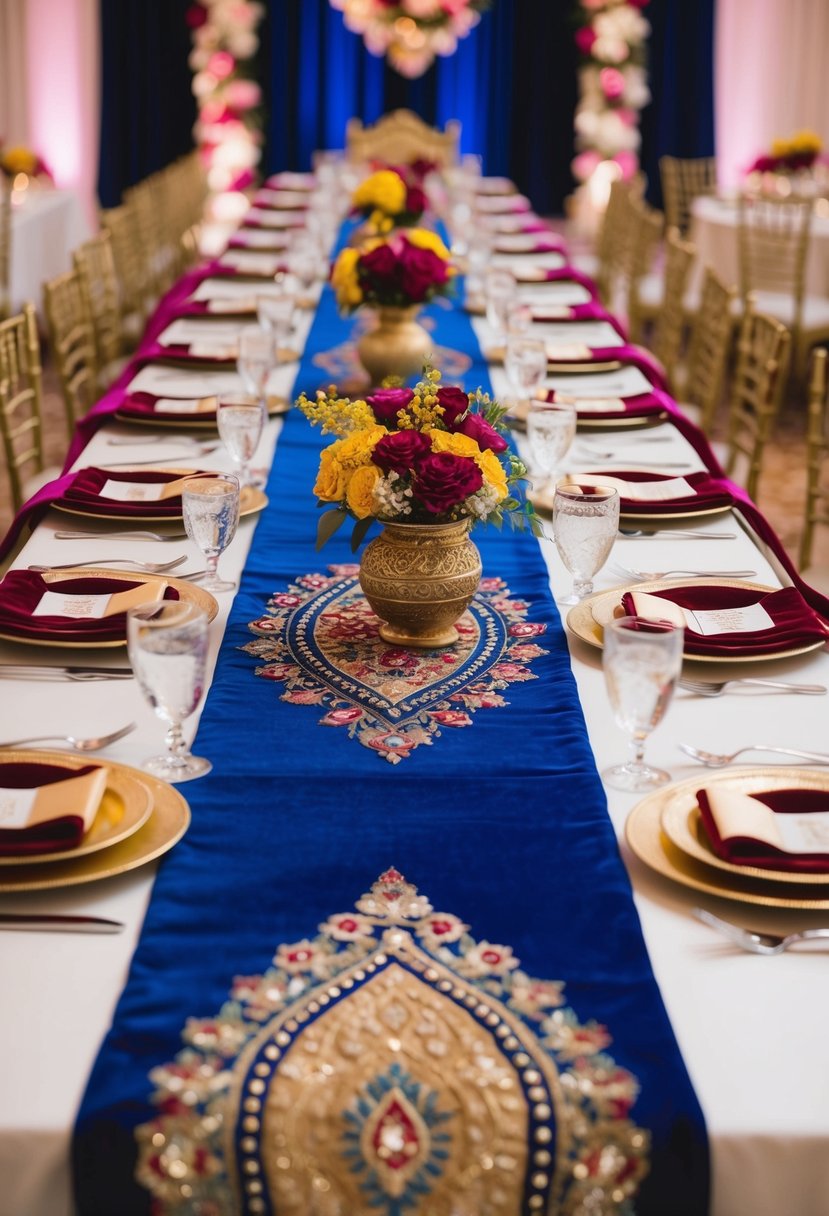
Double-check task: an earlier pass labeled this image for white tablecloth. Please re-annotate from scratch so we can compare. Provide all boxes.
[2,308,829,1216]
[9,188,91,315]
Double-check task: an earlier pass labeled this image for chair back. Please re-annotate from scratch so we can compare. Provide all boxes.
[73,231,123,388]
[683,266,737,434]
[43,269,98,436]
[624,194,664,342]
[593,174,645,308]
[737,195,812,337]
[649,227,695,388]
[124,175,173,304]
[100,202,150,339]
[724,304,791,501]
[0,176,10,321]
[0,304,45,511]
[346,109,461,167]
[659,155,717,236]
[800,347,829,570]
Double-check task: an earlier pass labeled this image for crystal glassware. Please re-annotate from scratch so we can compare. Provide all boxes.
[505,336,547,403]
[216,392,266,488]
[182,474,241,594]
[525,401,577,497]
[484,269,517,346]
[237,326,275,400]
[602,616,684,791]
[256,292,295,361]
[127,601,212,783]
[552,482,619,604]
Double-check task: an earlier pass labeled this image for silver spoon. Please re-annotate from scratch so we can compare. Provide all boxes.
[28,556,187,573]
[0,723,137,751]
[694,908,829,956]
[679,742,829,767]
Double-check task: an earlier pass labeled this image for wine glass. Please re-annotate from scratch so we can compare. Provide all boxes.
[602,616,684,791]
[217,392,266,488]
[256,292,295,363]
[182,474,241,594]
[237,326,275,401]
[484,269,517,347]
[526,401,577,497]
[552,482,619,604]
[127,601,211,783]
[505,336,547,403]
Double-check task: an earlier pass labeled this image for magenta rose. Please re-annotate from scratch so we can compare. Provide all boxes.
[359,242,398,283]
[366,386,414,425]
[574,25,597,54]
[457,412,509,453]
[399,242,449,302]
[372,429,432,476]
[436,385,470,427]
[405,184,428,215]
[412,452,483,515]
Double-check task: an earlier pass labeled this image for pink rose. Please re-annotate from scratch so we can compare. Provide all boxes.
[457,412,508,453]
[412,452,482,514]
[372,428,432,475]
[436,385,470,426]
[366,386,414,425]
[574,25,597,54]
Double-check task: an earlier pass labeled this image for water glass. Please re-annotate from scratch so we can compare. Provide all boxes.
[602,617,684,791]
[484,269,517,344]
[182,474,241,594]
[238,327,275,400]
[217,393,266,487]
[553,482,619,604]
[505,336,547,402]
[257,291,295,353]
[127,601,211,783]
[526,401,577,494]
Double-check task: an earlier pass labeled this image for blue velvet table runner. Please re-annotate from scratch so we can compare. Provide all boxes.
[73,281,709,1214]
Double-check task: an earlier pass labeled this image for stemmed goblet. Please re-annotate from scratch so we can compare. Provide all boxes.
[505,336,547,404]
[127,601,211,783]
[216,393,266,488]
[256,291,295,364]
[525,400,577,499]
[182,474,241,594]
[602,616,684,791]
[552,482,619,604]
[484,269,517,348]
[238,326,276,402]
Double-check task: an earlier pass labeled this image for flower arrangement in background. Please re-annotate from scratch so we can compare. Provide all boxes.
[351,168,429,233]
[0,144,53,184]
[331,229,454,313]
[571,0,651,226]
[187,0,265,226]
[297,368,537,549]
[330,0,492,78]
[748,130,824,175]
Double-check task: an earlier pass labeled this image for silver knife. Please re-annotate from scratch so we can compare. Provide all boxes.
[0,666,134,681]
[0,913,124,933]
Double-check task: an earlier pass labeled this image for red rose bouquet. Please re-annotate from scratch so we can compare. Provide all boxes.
[330,228,454,314]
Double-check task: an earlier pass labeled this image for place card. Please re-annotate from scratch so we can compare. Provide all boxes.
[0,768,107,832]
[33,579,167,619]
[231,228,292,250]
[494,234,553,253]
[158,320,245,348]
[128,364,247,398]
[186,342,238,360]
[491,252,566,274]
[545,366,653,399]
[266,171,315,190]
[550,395,626,413]
[218,251,281,276]
[530,320,622,347]
[703,787,829,855]
[191,278,284,303]
[153,396,219,415]
[569,475,694,501]
[684,603,775,636]
[253,189,310,209]
[518,281,593,306]
[545,343,592,361]
[245,207,305,228]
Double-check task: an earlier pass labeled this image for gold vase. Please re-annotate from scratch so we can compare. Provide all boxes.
[356,306,432,386]
[359,519,482,648]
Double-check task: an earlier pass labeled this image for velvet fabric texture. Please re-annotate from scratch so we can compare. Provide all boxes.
[574,469,734,516]
[697,788,829,874]
[0,762,100,856]
[0,569,179,644]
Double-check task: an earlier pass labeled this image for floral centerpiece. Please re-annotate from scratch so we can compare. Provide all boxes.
[330,0,492,78]
[0,144,53,184]
[350,167,428,234]
[748,130,824,175]
[331,228,455,382]
[297,368,539,646]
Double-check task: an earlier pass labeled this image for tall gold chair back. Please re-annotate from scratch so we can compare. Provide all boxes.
[649,227,696,389]
[0,304,46,511]
[681,266,737,434]
[43,268,98,437]
[73,231,124,390]
[346,109,461,167]
[0,177,10,321]
[724,305,791,501]
[800,347,829,572]
[659,155,718,236]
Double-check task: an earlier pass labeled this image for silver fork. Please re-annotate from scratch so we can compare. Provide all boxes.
[0,723,136,750]
[694,908,829,955]
[679,677,827,697]
[612,564,757,580]
[54,530,188,542]
[28,556,187,573]
[679,742,829,767]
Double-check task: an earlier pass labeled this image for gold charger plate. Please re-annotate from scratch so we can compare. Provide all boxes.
[660,768,829,886]
[0,750,152,866]
[626,772,829,909]
[0,567,218,649]
[568,577,826,665]
[53,472,268,523]
[114,396,289,429]
[0,753,190,892]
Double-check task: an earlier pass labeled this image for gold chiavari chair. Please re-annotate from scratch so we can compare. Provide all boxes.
[73,231,127,391]
[100,202,150,345]
[648,227,696,391]
[659,155,718,237]
[43,268,98,437]
[737,194,829,383]
[124,174,172,305]
[0,176,10,321]
[624,194,665,342]
[346,109,461,167]
[799,347,829,581]
[590,174,645,309]
[675,265,738,435]
[723,305,791,502]
[0,304,55,511]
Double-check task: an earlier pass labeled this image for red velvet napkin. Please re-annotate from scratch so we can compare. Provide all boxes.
[620,585,828,656]
[573,470,733,515]
[0,762,103,856]
[115,392,219,423]
[0,569,180,643]
[697,787,829,874]
[57,467,205,518]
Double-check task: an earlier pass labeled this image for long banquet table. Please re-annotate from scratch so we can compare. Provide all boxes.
[1,181,829,1216]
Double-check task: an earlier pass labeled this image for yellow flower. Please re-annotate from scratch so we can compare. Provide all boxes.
[477,449,508,500]
[352,170,407,216]
[331,247,363,310]
[313,449,349,502]
[334,425,388,468]
[346,463,382,518]
[793,129,822,154]
[771,137,791,159]
[1,146,37,175]
[405,228,452,262]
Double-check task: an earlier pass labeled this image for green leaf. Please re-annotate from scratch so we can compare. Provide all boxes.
[315,509,348,551]
[350,515,374,553]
